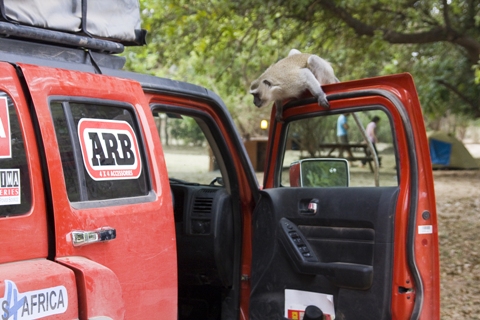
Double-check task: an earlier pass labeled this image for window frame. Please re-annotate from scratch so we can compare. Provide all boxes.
[151,103,240,193]
[49,96,155,208]
[275,105,400,188]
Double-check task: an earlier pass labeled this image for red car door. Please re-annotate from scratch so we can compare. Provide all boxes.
[249,73,440,319]
[0,62,79,319]
[17,64,177,319]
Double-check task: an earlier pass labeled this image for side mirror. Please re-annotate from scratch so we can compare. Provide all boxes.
[289,158,350,187]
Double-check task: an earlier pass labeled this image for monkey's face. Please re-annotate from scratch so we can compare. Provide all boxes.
[250,79,274,108]
[252,92,263,108]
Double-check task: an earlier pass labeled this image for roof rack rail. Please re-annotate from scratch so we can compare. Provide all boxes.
[0,21,124,54]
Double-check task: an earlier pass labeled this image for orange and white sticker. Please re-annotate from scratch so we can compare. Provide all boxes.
[78,118,142,181]
[287,309,332,320]
[0,97,12,159]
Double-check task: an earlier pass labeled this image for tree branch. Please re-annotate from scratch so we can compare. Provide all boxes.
[442,0,451,30]
[436,79,478,114]
[317,0,480,64]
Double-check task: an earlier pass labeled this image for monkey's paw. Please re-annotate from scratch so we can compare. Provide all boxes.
[317,96,330,109]
[275,114,284,123]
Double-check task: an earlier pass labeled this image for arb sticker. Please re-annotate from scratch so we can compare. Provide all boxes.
[0,169,20,205]
[78,118,142,181]
[0,280,68,319]
[0,97,12,159]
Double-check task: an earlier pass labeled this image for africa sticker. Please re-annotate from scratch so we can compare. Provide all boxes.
[0,97,11,159]
[0,169,20,205]
[78,118,142,181]
[0,280,68,319]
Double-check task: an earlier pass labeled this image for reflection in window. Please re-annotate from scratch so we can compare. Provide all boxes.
[282,110,399,187]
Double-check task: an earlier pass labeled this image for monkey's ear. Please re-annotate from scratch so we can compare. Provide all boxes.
[263,80,272,87]
[288,49,302,56]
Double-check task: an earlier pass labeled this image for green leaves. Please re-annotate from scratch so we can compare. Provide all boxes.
[124,0,480,132]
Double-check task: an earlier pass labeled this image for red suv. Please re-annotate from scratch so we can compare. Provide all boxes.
[0,2,439,319]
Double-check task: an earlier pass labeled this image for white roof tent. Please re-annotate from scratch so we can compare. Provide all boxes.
[0,0,146,54]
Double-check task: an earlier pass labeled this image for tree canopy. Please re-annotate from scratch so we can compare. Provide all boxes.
[124,0,480,135]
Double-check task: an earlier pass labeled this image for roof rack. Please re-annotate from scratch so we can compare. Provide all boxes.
[0,21,124,54]
[0,0,146,53]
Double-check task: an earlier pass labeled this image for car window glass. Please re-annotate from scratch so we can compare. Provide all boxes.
[0,92,31,216]
[153,112,223,186]
[281,109,399,187]
[51,101,149,202]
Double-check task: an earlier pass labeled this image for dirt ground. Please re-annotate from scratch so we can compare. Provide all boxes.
[434,170,480,319]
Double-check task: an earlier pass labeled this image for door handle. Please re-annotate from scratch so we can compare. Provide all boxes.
[71,227,116,247]
[300,198,319,215]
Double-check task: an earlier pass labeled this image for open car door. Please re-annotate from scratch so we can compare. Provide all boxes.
[250,73,440,320]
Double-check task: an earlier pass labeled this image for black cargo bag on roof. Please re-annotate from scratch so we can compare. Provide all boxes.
[0,0,146,45]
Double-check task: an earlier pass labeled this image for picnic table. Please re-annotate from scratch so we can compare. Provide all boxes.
[318,143,379,172]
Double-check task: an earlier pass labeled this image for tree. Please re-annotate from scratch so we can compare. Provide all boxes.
[308,0,480,119]
[124,0,480,133]
[169,117,205,146]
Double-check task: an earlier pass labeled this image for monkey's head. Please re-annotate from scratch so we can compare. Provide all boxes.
[249,78,278,108]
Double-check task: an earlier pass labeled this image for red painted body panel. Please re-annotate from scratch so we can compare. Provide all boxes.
[0,63,48,264]
[56,256,125,319]
[17,64,178,319]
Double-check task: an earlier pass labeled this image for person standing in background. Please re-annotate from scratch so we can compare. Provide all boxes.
[364,115,381,167]
[337,113,354,159]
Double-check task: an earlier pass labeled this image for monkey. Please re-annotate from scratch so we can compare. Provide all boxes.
[249,49,339,122]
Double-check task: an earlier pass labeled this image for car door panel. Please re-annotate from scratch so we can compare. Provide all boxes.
[252,74,439,319]
[251,187,398,319]
[0,63,48,263]
[17,64,177,319]
[279,220,374,289]
[0,62,82,319]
